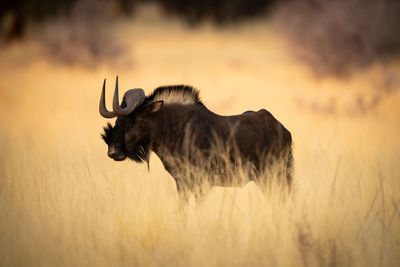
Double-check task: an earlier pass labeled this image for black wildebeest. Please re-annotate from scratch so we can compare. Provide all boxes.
[100,76,293,200]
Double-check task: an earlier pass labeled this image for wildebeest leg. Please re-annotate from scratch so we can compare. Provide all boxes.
[161,162,192,205]
[175,178,209,206]
[175,179,191,205]
[285,150,294,189]
[252,172,268,197]
[254,171,292,199]
[193,183,210,204]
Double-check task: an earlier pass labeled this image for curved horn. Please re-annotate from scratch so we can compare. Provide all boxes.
[99,79,116,118]
[112,76,145,116]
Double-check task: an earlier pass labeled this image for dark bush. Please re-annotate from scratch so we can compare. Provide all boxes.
[1,0,279,41]
[0,0,138,42]
[36,0,128,68]
[159,0,278,25]
[0,0,77,41]
[273,0,400,76]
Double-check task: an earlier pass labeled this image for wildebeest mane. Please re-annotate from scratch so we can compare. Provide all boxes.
[146,85,203,105]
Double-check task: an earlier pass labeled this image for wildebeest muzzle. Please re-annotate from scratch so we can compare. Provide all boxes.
[107,146,127,161]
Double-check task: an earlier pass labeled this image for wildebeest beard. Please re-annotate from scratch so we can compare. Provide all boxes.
[126,143,150,163]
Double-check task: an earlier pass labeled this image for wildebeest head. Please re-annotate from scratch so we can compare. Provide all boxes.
[99,76,163,162]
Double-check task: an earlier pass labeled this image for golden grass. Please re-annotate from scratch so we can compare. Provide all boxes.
[1,12,400,266]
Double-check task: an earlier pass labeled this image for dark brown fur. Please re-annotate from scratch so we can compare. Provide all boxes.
[102,85,293,199]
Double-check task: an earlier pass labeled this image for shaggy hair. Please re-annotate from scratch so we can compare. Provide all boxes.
[102,85,203,164]
[101,84,294,191]
[146,85,203,105]
[101,123,113,145]
[126,144,149,164]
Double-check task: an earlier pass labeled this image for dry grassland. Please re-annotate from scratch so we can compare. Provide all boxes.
[0,13,400,267]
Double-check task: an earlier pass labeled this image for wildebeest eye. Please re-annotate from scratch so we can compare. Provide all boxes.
[101,123,113,145]
[127,134,136,143]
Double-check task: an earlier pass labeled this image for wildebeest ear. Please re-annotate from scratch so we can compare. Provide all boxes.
[142,101,163,116]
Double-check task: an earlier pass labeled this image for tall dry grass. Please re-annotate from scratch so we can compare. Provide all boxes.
[0,11,400,267]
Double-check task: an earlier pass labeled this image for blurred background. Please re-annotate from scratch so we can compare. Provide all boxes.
[1,1,400,266]
[2,0,400,74]
[1,0,400,111]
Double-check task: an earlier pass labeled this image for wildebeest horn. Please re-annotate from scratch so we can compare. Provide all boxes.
[99,79,116,118]
[112,76,145,116]
[99,76,146,118]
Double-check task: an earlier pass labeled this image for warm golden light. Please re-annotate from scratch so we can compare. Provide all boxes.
[0,3,399,267]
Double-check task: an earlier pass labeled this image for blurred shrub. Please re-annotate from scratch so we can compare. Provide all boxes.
[274,0,400,76]
[0,0,77,41]
[0,0,280,67]
[1,0,279,38]
[159,0,277,25]
[0,0,137,42]
[37,0,128,68]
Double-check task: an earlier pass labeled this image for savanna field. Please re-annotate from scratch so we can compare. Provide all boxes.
[1,6,400,267]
